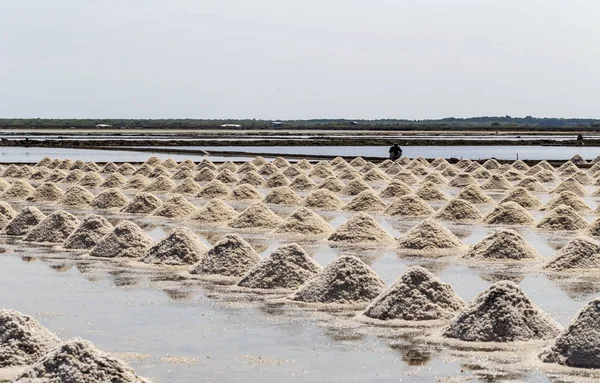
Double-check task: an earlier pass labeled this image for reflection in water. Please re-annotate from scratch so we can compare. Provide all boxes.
[48,263,72,272]
[322,326,365,342]
[413,260,449,275]
[163,288,195,301]
[392,343,433,366]
[109,270,140,288]
[546,273,600,300]
[478,270,526,284]
[21,255,37,263]
[198,231,225,245]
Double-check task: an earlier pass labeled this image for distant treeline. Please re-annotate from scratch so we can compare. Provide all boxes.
[1,116,600,130]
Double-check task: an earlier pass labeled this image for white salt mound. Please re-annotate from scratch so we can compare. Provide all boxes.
[442,281,561,342]
[290,255,386,304]
[1,180,35,200]
[59,186,95,208]
[289,174,316,190]
[397,219,465,254]
[500,187,542,209]
[385,194,435,217]
[481,174,512,190]
[263,187,302,205]
[143,175,175,192]
[23,210,80,244]
[189,199,237,224]
[463,229,541,261]
[27,182,64,202]
[77,172,103,187]
[265,173,290,188]
[3,207,46,236]
[303,189,344,210]
[237,243,322,290]
[536,205,588,231]
[274,207,333,236]
[542,191,591,212]
[379,180,412,198]
[0,202,17,229]
[328,213,393,244]
[542,236,600,272]
[90,188,129,209]
[539,298,600,368]
[363,266,465,321]
[229,203,282,229]
[197,180,231,198]
[456,184,494,204]
[340,179,372,196]
[552,179,587,197]
[13,337,150,383]
[415,181,448,201]
[172,178,202,195]
[190,234,260,277]
[433,198,482,222]
[316,176,345,193]
[483,202,536,226]
[122,175,151,190]
[0,309,60,368]
[120,192,162,214]
[63,214,113,250]
[344,190,387,211]
[101,161,119,173]
[89,221,154,258]
[100,173,127,188]
[141,227,207,266]
[227,184,262,201]
[153,194,197,218]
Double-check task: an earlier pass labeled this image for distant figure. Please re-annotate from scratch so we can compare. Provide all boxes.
[389,143,402,160]
[577,134,583,141]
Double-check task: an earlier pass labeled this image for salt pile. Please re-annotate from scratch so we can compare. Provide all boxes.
[266,173,290,188]
[77,172,103,187]
[441,167,458,177]
[45,169,67,183]
[571,171,592,185]
[263,187,302,205]
[536,205,588,231]
[385,194,435,217]
[144,156,162,166]
[190,234,260,277]
[349,157,367,168]
[344,190,387,212]
[481,174,512,190]
[587,217,600,236]
[543,191,591,212]
[290,255,386,304]
[274,207,333,236]
[542,237,600,272]
[516,176,549,192]
[215,169,239,184]
[363,266,465,321]
[141,227,207,265]
[1,180,35,200]
[340,179,372,196]
[121,192,162,214]
[500,187,543,209]
[227,184,262,201]
[273,157,290,168]
[393,171,418,185]
[397,219,465,254]
[258,163,279,176]
[378,180,412,198]
[328,213,393,244]
[456,184,494,204]
[0,202,17,229]
[283,164,303,178]
[512,160,530,171]
[238,243,322,290]
[0,177,10,192]
[132,164,153,177]
[147,165,171,178]
[194,168,216,182]
[122,175,151,190]
[177,159,196,170]
[484,201,537,226]
[83,162,101,172]
[384,163,403,176]
[197,180,231,198]
[63,214,113,250]
[29,168,51,181]
[229,202,282,229]
[196,159,217,171]
[289,174,317,190]
[303,189,344,210]
[3,207,46,236]
[483,158,501,170]
[58,186,94,208]
[558,161,580,175]
[236,162,257,174]
[316,176,345,192]
[363,168,390,182]
[90,188,129,209]
[3,165,32,178]
[143,175,176,192]
[309,164,335,179]
[296,159,313,170]
[171,168,193,180]
[239,171,265,187]
[161,158,178,168]
[552,178,587,197]
[153,194,197,218]
[421,172,448,185]
[471,168,491,179]
[463,229,541,261]
[23,210,80,243]
[415,182,448,201]
[433,198,482,222]
[118,163,136,175]
[35,157,53,167]
[12,337,150,383]
[441,281,561,342]
[329,156,346,166]
[449,173,477,187]
[252,156,268,166]
[0,309,60,367]
[189,198,238,224]
[89,221,153,258]
[539,298,600,368]
[100,173,127,188]
[503,169,524,182]
[102,161,120,173]
[172,178,202,195]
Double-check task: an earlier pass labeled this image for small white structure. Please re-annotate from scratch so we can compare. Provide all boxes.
[96,124,113,128]
[221,124,242,128]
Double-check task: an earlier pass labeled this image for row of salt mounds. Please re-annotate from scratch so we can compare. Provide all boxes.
[0,309,60,367]
[13,337,150,382]
[328,213,393,245]
[540,298,600,368]
[1,180,35,200]
[23,210,80,244]
[229,202,282,229]
[237,243,322,290]
[0,201,17,229]
[483,202,536,226]
[88,221,154,258]
[397,219,465,255]
[542,191,591,213]
[189,199,238,224]
[441,281,561,342]
[2,206,45,236]
[552,178,587,197]
[274,207,333,237]
[385,194,434,217]
[141,227,207,266]
[433,198,482,222]
[363,266,464,322]
[290,255,386,305]
[542,236,600,272]
[263,187,302,205]
[63,214,113,250]
[536,205,588,231]
[462,229,541,261]
[190,234,260,278]
[58,186,94,208]
[121,192,162,214]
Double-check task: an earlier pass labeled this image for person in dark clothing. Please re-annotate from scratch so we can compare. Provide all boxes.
[389,143,402,160]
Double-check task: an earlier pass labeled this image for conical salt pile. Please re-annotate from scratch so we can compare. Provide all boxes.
[328,213,393,244]
[570,171,592,185]
[238,243,322,290]
[282,164,303,178]
[516,176,548,192]
[363,168,390,182]
[117,163,136,175]
[421,172,448,185]
[141,227,207,266]
[329,156,346,166]
[500,187,542,209]
[0,309,60,367]
[161,158,178,168]
[77,172,103,187]
[289,174,316,190]
[512,160,529,171]
[379,179,412,198]
[147,165,171,179]
[296,159,313,170]
[0,202,17,229]
[456,184,494,204]
[441,167,458,177]
[309,164,335,179]
[1,180,35,200]
[363,266,465,322]
[434,198,482,222]
[189,199,237,224]
[349,157,367,168]
[471,168,491,179]
[58,186,94,208]
[441,281,561,342]
[197,180,231,198]
[172,178,202,195]
[190,234,260,277]
[303,189,344,210]
[482,159,501,170]
[236,162,257,174]
[196,159,217,171]
[535,160,555,171]
[393,171,418,185]
[12,337,150,383]
[536,205,588,231]
[30,168,51,181]
[171,169,193,180]
[3,207,46,236]
[463,229,541,261]
[539,298,600,368]
[35,157,53,167]
[90,188,129,209]
[397,219,465,254]
[144,156,162,166]
[449,173,477,187]
[100,173,127,188]
[63,214,113,250]
[258,163,279,176]
[273,157,291,168]
[503,169,524,182]
[415,182,448,201]
[290,255,386,304]
[384,163,403,176]
[263,187,302,205]
[120,192,162,214]
[122,175,151,190]
[239,171,265,187]
[143,175,175,192]
[101,161,119,173]
[587,217,600,236]
[316,176,345,192]
[542,191,591,212]
[385,194,435,217]
[194,168,216,182]
[344,190,387,212]
[542,237,600,272]
[153,194,197,218]
[552,178,587,197]
[265,173,290,188]
[340,179,372,196]
[274,207,333,236]
[89,221,153,258]
[215,169,239,184]
[177,159,196,170]
[0,177,9,193]
[483,202,536,226]
[227,184,262,201]
[44,169,67,183]
[57,159,74,170]
[229,202,282,229]
[23,210,80,243]
[481,174,512,190]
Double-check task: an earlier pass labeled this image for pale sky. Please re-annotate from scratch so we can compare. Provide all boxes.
[1,0,599,120]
